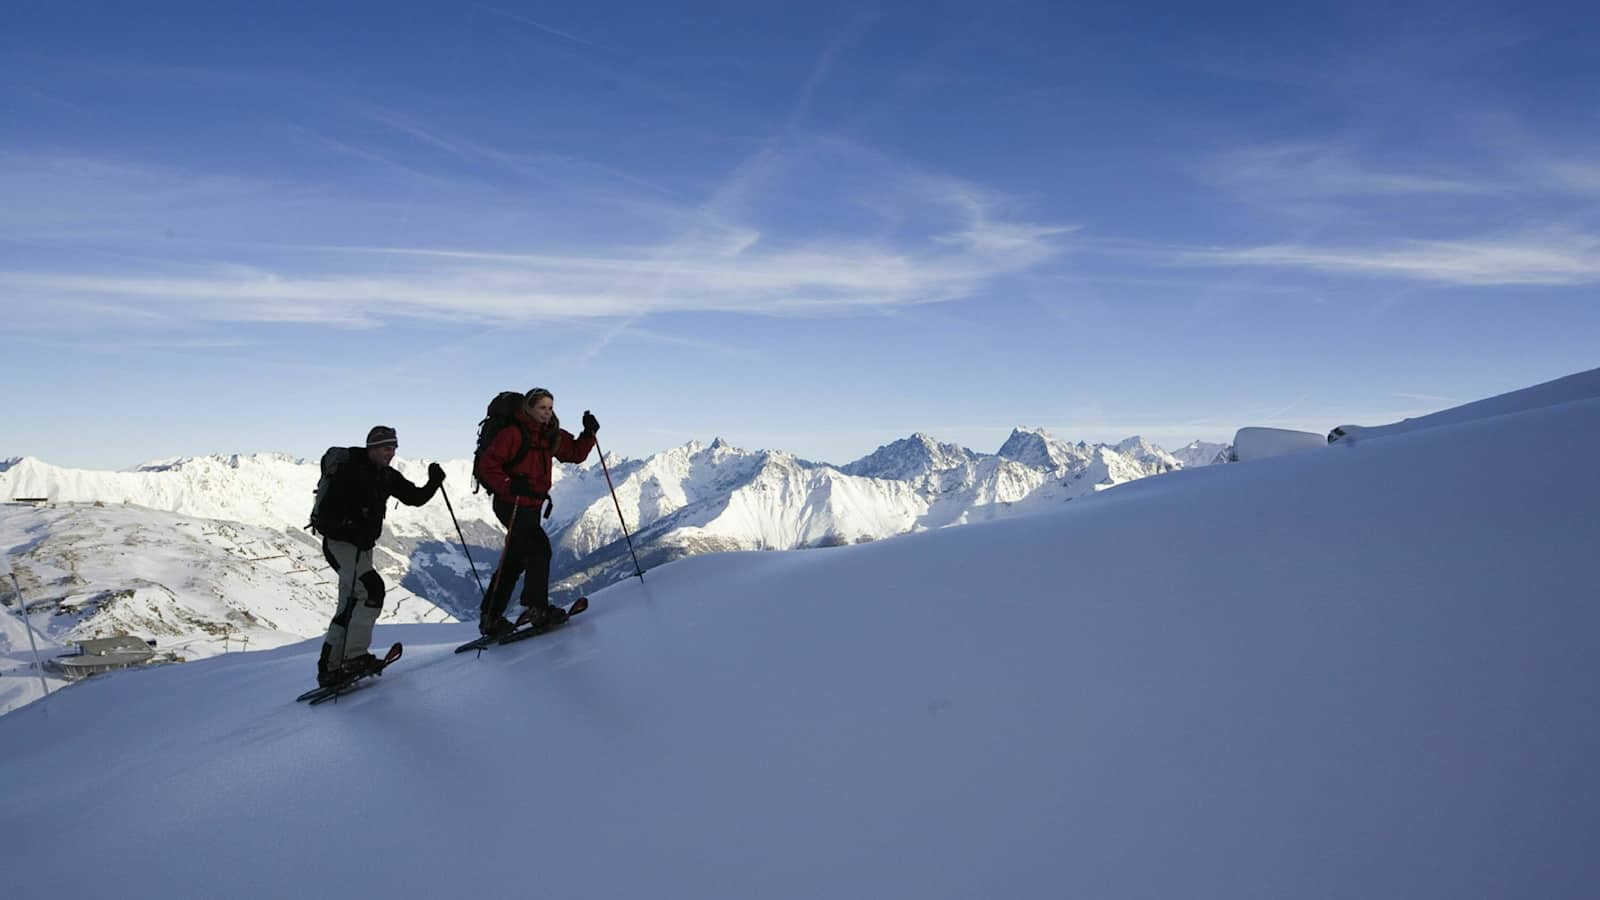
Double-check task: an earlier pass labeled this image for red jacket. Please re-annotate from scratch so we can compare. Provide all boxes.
[476,411,596,507]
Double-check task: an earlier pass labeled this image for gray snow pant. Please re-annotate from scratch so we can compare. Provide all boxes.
[320,538,385,668]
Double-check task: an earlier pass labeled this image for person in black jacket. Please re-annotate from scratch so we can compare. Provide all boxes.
[314,425,444,686]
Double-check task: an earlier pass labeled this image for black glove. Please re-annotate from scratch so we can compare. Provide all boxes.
[508,475,537,498]
[581,410,599,436]
[427,462,445,485]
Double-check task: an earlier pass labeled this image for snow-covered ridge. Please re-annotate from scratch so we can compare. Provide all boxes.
[1329,367,1600,443]
[130,451,306,472]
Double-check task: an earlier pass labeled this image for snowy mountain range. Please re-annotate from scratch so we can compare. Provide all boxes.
[4,369,1596,897]
[1,429,1224,690]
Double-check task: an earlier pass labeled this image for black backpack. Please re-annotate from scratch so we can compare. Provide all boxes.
[473,392,533,495]
[307,446,350,532]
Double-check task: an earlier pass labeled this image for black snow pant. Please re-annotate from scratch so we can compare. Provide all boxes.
[480,497,552,625]
[320,538,385,671]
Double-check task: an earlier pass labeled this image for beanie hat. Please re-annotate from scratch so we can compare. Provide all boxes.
[366,425,399,448]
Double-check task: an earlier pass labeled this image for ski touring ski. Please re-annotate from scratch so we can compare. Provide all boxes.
[296,642,403,705]
[454,597,588,654]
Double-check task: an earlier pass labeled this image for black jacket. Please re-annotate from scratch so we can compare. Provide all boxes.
[317,448,438,549]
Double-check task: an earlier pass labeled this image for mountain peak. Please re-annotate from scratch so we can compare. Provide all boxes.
[997,427,1071,470]
[131,451,305,473]
[1172,440,1230,468]
[841,434,975,480]
[1112,436,1180,467]
[1114,435,1152,453]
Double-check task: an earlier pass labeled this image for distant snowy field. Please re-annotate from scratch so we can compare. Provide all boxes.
[0,502,451,713]
[2,378,1597,897]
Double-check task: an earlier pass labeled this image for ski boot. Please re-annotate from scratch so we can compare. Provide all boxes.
[480,615,516,638]
[517,603,569,630]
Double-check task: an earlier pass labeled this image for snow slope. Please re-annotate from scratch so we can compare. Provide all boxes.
[2,391,1597,897]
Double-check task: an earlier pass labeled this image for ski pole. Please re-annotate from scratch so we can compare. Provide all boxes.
[7,572,51,699]
[593,435,644,581]
[482,501,520,621]
[438,484,484,595]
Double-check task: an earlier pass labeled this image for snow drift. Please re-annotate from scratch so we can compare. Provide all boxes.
[1228,425,1326,461]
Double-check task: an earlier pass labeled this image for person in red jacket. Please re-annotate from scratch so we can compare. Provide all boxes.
[474,388,598,637]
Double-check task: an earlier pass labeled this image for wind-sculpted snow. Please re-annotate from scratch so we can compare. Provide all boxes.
[2,389,1597,898]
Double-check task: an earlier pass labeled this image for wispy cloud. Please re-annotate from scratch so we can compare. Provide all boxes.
[1,121,1073,329]
[574,318,764,364]
[470,3,600,50]
[355,107,516,172]
[1202,141,1493,201]
[785,12,878,132]
[1543,160,1600,194]
[1178,228,1600,286]
[0,149,328,244]
[0,232,1033,325]
[935,218,1079,259]
[9,335,257,352]
[1,184,1070,327]
[300,129,442,181]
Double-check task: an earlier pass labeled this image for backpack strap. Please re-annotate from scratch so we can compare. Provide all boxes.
[506,425,554,519]
[505,424,532,472]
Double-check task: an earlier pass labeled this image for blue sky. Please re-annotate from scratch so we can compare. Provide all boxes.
[3,0,1597,469]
